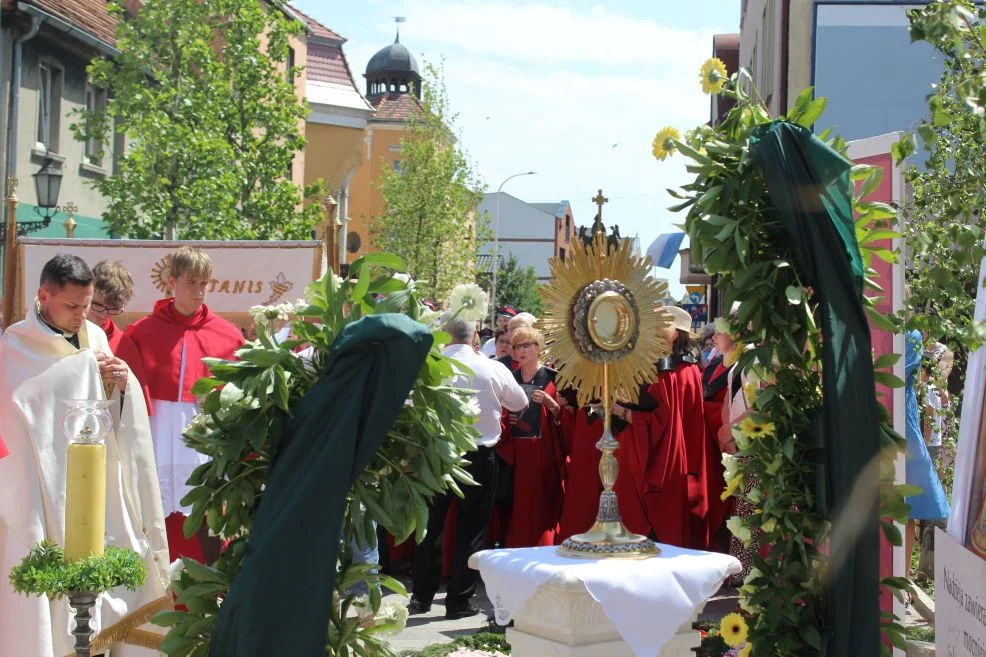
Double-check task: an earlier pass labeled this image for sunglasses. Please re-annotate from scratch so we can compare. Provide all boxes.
[91,301,124,316]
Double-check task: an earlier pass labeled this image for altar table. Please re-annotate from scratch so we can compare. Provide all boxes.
[470,544,740,657]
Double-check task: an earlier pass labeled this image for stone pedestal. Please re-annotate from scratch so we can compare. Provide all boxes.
[470,555,703,657]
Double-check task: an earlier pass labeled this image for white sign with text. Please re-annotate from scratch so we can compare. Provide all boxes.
[17,238,323,318]
[936,528,986,657]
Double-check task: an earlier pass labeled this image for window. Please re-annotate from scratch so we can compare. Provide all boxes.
[84,84,107,164]
[559,247,566,261]
[286,47,295,83]
[36,63,62,152]
[393,159,401,171]
[565,215,571,240]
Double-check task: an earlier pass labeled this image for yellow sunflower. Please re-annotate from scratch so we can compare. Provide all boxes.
[652,127,680,161]
[700,57,728,95]
[738,643,752,657]
[720,612,749,647]
[737,416,776,440]
[721,474,742,501]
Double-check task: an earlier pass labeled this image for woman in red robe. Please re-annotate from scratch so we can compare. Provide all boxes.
[700,325,738,552]
[497,326,565,547]
[557,390,603,542]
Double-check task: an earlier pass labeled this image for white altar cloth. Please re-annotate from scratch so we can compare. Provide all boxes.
[473,545,741,657]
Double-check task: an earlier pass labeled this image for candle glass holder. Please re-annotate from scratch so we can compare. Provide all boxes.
[62,400,113,564]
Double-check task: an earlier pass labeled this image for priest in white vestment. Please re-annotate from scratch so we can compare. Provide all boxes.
[0,254,170,657]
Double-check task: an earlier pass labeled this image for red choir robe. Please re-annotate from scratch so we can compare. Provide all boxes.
[101,317,153,415]
[496,366,565,547]
[0,436,7,459]
[125,298,243,563]
[658,359,710,550]
[557,403,603,542]
[700,355,732,548]
[611,380,688,545]
[125,298,243,404]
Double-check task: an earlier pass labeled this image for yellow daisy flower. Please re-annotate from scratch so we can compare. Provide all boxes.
[652,127,680,161]
[721,474,742,501]
[739,643,752,657]
[737,416,776,440]
[720,612,749,647]
[700,57,728,95]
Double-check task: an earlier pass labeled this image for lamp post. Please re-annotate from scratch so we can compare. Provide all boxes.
[33,156,63,220]
[489,170,537,326]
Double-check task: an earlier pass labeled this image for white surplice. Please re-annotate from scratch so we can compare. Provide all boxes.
[0,305,171,657]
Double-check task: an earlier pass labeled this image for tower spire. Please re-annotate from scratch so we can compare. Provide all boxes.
[394,16,406,43]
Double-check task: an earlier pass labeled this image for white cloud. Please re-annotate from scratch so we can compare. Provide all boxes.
[337,1,726,299]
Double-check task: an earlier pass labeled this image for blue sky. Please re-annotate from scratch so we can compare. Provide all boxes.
[292,0,742,298]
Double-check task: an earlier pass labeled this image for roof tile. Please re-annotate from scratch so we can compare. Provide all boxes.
[22,0,119,46]
[308,42,358,88]
[369,92,419,122]
[287,4,342,42]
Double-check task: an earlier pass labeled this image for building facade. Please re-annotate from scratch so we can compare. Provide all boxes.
[293,8,373,267]
[0,0,310,247]
[739,0,940,140]
[478,192,573,283]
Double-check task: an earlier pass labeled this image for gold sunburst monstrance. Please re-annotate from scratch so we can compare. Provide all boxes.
[541,190,670,558]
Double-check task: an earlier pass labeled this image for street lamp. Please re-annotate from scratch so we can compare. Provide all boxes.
[489,170,537,326]
[33,157,63,220]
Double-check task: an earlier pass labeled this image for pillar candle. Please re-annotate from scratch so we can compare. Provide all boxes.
[64,442,106,562]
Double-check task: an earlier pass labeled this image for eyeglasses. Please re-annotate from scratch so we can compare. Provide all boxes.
[91,301,124,316]
[513,342,537,350]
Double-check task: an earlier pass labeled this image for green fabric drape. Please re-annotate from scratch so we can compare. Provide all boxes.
[210,314,434,657]
[750,121,880,657]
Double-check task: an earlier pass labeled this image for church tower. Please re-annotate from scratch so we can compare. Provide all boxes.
[364,23,422,99]
[344,19,423,264]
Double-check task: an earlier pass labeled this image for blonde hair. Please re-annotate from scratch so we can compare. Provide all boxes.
[170,246,213,281]
[511,326,544,350]
[92,260,134,309]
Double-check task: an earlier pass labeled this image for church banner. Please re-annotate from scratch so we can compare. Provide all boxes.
[15,238,324,322]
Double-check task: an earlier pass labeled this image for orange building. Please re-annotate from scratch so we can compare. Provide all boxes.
[344,31,423,263]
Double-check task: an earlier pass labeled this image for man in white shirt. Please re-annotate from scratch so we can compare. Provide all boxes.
[409,318,528,619]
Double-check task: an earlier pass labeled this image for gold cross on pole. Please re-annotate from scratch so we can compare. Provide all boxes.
[592,189,608,219]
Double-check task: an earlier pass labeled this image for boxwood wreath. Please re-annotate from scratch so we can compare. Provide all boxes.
[9,540,146,598]
[658,66,913,655]
[153,253,483,657]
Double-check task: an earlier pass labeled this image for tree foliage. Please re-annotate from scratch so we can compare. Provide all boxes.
[895,0,986,355]
[491,253,544,316]
[75,0,323,240]
[372,63,488,302]
[155,253,480,656]
[668,73,910,655]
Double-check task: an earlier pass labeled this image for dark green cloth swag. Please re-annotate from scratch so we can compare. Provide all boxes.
[751,121,882,657]
[210,314,434,656]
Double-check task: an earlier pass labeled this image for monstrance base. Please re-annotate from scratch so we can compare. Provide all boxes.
[557,519,660,559]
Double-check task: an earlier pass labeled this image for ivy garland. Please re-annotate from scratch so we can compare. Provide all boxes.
[658,67,912,655]
[155,253,482,657]
[9,540,146,598]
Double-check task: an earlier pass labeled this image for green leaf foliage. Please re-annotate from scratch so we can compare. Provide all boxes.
[157,263,480,656]
[9,541,146,598]
[72,0,323,240]
[669,71,909,655]
[489,253,545,316]
[371,61,488,302]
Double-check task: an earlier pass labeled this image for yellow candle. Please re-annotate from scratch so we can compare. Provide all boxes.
[64,443,106,562]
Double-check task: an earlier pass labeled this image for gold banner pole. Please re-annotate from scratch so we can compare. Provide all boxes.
[3,177,19,329]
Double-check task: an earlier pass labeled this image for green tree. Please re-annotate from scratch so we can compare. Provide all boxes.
[492,253,544,316]
[75,0,323,240]
[372,62,487,302]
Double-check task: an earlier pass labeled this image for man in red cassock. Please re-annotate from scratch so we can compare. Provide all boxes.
[88,260,153,413]
[557,390,603,542]
[125,246,243,563]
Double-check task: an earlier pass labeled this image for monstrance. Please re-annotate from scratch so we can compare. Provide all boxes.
[543,189,670,558]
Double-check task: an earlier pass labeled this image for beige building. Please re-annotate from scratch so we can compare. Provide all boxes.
[739,0,811,117]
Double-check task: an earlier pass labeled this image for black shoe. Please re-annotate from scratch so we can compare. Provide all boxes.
[407,598,432,615]
[445,603,481,620]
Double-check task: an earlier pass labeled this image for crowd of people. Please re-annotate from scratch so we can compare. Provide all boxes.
[399,303,759,619]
